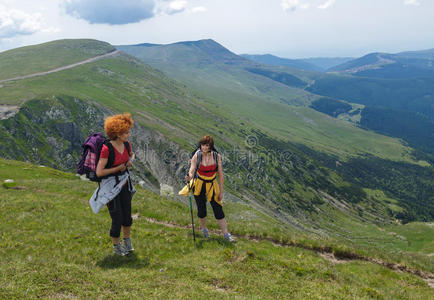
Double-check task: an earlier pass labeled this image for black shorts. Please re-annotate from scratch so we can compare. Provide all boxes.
[194,185,225,220]
[107,185,133,238]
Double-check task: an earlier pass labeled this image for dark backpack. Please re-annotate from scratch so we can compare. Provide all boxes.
[77,132,130,182]
[190,146,219,178]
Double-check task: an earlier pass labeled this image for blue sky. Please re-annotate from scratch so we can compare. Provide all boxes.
[0,0,433,58]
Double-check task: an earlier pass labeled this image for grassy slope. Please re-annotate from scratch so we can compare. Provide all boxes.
[0,39,114,80]
[117,44,416,163]
[1,158,433,299]
[0,40,417,162]
[3,45,407,162]
[0,53,247,149]
[0,40,432,274]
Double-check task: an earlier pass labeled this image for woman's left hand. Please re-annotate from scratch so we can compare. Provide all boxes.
[218,192,223,203]
[126,159,133,167]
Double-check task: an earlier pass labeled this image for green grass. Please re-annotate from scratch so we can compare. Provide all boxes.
[384,223,434,254]
[0,39,114,80]
[313,204,434,272]
[0,53,247,149]
[0,158,433,298]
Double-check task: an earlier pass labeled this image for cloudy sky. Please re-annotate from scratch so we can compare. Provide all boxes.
[0,0,433,58]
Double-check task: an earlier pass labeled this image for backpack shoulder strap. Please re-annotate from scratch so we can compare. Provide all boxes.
[105,141,116,169]
[213,151,219,171]
[124,141,131,156]
[194,150,202,178]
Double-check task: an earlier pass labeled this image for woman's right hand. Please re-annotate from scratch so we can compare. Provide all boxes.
[118,164,127,172]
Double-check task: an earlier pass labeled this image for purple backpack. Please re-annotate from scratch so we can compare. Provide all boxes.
[77,132,131,182]
[77,132,107,182]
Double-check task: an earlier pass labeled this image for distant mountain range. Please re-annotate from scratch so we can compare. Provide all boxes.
[241,54,354,72]
[396,48,434,59]
[241,49,434,76]
[118,39,434,222]
[240,47,434,158]
[328,51,434,78]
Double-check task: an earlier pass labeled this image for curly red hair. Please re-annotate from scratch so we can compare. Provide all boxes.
[104,113,134,140]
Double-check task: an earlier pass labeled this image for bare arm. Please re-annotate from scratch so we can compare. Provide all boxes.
[126,144,135,167]
[215,154,224,202]
[217,154,224,194]
[185,153,198,182]
[96,157,126,178]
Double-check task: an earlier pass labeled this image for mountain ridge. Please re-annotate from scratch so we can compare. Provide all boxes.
[241,54,354,72]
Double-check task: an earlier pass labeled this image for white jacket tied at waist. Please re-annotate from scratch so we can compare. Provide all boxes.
[89,173,136,214]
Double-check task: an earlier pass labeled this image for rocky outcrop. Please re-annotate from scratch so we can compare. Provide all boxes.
[0,105,19,120]
[0,96,189,192]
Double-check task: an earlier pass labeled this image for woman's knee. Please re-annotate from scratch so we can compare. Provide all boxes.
[110,225,121,238]
[122,217,133,227]
[211,201,225,219]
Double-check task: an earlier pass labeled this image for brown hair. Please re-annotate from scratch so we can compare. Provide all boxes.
[198,135,214,149]
[104,113,134,140]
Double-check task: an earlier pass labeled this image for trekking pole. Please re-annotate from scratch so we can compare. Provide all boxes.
[187,179,196,245]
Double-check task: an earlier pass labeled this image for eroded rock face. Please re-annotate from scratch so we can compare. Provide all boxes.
[0,105,19,120]
[0,96,190,192]
[1,97,109,169]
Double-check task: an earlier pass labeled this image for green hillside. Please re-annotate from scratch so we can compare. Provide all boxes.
[0,39,114,81]
[116,39,434,222]
[1,158,433,298]
[117,40,416,163]
[0,39,433,232]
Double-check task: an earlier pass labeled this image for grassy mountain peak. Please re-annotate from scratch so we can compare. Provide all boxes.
[0,39,114,81]
[118,38,248,67]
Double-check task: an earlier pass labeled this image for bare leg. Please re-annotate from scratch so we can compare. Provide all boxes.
[199,217,207,229]
[122,226,130,239]
[111,226,130,245]
[218,218,228,235]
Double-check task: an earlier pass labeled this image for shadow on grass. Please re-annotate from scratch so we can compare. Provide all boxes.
[96,252,150,269]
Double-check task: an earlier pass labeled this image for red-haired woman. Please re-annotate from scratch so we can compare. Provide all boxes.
[185,135,236,243]
[96,113,136,256]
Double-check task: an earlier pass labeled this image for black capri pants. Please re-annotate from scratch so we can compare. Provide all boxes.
[107,185,133,238]
[194,184,225,220]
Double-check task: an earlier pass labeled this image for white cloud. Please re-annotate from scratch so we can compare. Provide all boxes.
[318,0,335,10]
[165,0,188,15]
[190,6,207,13]
[404,0,420,6]
[154,0,189,16]
[0,7,44,38]
[282,0,337,12]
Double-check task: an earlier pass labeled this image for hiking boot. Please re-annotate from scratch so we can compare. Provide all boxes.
[202,228,210,238]
[113,243,127,256]
[224,232,236,243]
[123,237,134,253]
